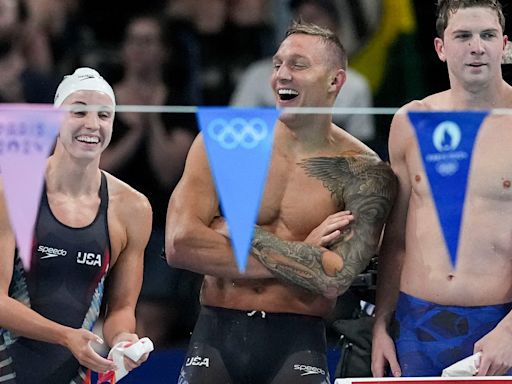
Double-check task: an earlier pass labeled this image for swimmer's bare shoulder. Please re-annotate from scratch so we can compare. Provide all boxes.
[388,91,451,140]
[102,171,152,265]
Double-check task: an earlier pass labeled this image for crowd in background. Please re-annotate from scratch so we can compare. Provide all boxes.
[1,0,511,350]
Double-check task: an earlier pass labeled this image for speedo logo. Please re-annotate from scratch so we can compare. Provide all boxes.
[38,245,67,259]
[293,364,326,376]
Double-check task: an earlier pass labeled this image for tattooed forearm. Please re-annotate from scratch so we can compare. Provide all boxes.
[251,227,341,296]
[300,155,397,293]
[251,154,396,297]
[249,154,396,297]
[327,207,382,291]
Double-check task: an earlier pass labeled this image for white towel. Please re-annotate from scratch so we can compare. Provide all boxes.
[98,337,154,383]
[441,352,481,377]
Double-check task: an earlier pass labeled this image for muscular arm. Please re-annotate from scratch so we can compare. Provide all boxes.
[102,189,152,347]
[165,134,273,279]
[371,109,411,377]
[374,111,411,329]
[251,154,397,299]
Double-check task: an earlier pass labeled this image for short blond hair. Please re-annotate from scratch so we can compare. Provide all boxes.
[285,20,347,70]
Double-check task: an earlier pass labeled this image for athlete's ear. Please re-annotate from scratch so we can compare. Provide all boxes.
[328,68,346,93]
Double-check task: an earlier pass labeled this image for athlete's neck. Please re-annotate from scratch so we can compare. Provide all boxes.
[450,77,510,109]
[45,156,102,197]
[276,118,336,154]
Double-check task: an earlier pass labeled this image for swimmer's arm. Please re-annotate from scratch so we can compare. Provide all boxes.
[0,186,115,372]
[102,190,152,348]
[251,156,397,298]
[373,111,412,332]
[165,134,273,279]
[370,110,413,377]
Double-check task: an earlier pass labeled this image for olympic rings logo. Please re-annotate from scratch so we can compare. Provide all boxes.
[206,117,268,149]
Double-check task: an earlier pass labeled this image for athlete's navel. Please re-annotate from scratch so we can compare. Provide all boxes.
[503,179,511,189]
[253,286,265,294]
[415,175,421,183]
[447,273,455,281]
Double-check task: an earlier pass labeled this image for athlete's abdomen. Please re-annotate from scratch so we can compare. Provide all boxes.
[200,276,335,317]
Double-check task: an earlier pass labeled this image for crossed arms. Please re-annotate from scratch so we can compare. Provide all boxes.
[251,156,397,298]
[166,135,397,298]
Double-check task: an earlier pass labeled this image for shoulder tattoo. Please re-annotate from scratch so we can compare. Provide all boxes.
[250,153,397,297]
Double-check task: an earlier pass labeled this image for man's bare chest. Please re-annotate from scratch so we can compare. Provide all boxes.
[407,126,512,200]
[257,161,341,240]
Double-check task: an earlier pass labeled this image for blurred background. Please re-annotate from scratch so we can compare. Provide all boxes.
[2,0,511,381]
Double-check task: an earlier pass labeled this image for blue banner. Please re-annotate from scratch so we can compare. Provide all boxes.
[408,111,488,268]
[197,107,279,272]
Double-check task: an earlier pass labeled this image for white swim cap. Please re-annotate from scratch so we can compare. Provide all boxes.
[54,67,116,107]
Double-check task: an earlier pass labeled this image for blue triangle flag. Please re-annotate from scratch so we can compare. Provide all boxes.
[197,107,279,272]
[408,111,488,268]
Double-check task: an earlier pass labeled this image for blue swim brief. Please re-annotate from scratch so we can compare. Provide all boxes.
[394,291,512,377]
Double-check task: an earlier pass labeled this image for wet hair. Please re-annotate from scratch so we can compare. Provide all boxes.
[435,0,506,38]
[285,20,347,70]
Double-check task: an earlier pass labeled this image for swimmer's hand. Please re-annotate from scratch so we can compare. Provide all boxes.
[210,216,229,238]
[64,328,117,373]
[304,211,354,247]
[474,325,512,376]
[111,332,151,371]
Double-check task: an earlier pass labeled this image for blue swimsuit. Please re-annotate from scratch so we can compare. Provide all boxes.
[394,291,512,376]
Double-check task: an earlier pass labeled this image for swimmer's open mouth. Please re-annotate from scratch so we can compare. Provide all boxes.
[76,135,100,144]
[278,88,299,101]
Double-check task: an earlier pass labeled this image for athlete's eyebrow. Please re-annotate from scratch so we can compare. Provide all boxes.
[451,27,500,35]
[481,28,500,34]
[69,101,114,114]
[272,53,308,63]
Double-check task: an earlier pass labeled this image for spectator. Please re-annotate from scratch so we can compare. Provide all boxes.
[0,0,56,103]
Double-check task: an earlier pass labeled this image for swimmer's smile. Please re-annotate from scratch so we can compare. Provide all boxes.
[76,135,100,145]
[278,88,299,101]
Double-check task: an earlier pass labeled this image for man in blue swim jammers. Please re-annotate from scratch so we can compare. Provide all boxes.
[372,0,512,377]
